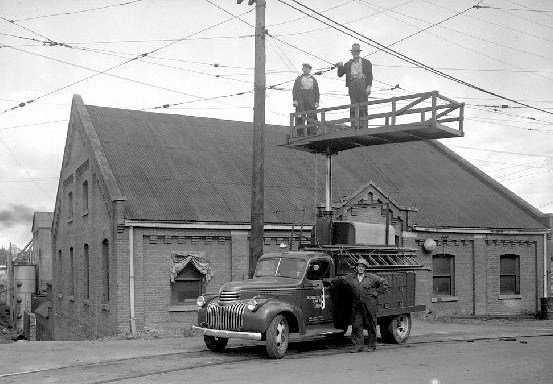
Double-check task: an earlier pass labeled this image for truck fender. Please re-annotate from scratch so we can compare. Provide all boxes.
[246,301,305,335]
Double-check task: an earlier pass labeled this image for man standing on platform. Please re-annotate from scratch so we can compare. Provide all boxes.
[292,63,320,134]
[336,43,373,126]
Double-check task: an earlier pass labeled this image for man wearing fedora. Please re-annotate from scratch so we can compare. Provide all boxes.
[336,43,373,126]
[324,257,388,352]
[292,62,320,133]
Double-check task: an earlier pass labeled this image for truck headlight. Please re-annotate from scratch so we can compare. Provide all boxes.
[196,295,206,308]
[247,299,258,311]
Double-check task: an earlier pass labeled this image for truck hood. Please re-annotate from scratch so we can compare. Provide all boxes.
[220,276,300,293]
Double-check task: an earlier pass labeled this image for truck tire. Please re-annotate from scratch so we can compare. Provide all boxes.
[380,314,411,344]
[265,314,290,359]
[204,335,228,352]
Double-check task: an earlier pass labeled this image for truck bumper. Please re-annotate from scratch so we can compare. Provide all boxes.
[192,325,263,341]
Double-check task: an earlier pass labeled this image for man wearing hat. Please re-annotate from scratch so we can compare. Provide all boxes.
[323,257,388,352]
[292,63,320,132]
[336,43,373,126]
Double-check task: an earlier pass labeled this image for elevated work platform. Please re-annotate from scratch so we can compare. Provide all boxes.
[283,91,464,154]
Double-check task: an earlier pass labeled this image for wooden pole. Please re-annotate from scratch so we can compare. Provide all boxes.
[249,0,266,278]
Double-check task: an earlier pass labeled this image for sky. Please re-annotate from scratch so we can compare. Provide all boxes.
[0,0,552,249]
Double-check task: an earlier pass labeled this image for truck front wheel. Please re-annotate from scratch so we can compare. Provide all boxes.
[380,314,411,344]
[204,335,228,352]
[265,314,290,358]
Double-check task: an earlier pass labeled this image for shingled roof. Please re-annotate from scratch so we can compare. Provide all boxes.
[81,100,546,230]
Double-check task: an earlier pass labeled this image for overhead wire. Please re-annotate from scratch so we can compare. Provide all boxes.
[0,7,255,115]
[0,120,67,130]
[423,0,553,44]
[2,43,252,103]
[0,136,54,198]
[357,0,553,67]
[447,145,553,159]
[8,0,145,22]
[276,0,553,116]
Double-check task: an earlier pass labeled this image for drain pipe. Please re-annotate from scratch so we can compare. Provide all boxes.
[129,225,136,335]
[544,233,548,298]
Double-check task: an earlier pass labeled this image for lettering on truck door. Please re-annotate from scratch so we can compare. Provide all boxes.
[303,258,333,324]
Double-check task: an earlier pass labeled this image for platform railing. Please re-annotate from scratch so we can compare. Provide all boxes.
[288,91,464,141]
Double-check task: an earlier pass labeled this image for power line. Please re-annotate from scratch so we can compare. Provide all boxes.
[10,0,145,22]
[0,136,54,198]
[0,120,66,130]
[359,0,553,67]
[0,8,255,115]
[424,0,553,45]
[0,15,55,43]
[473,4,553,13]
[357,0,478,53]
[2,43,248,101]
[448,145,553,159]
[277,0,553,116]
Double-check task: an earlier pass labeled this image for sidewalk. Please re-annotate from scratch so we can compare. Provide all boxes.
[0,318,551,376]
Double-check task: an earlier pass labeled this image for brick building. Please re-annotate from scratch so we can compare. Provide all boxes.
[50,95,551,340]
[31,212,54,292]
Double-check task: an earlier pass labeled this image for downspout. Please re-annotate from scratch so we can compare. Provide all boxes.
[544,233,548,298]
[129,225,136,335]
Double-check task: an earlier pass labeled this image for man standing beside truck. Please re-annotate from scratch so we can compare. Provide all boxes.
[324,257,388,352]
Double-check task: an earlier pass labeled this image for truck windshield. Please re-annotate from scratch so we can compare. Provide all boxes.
[255,258,307,279]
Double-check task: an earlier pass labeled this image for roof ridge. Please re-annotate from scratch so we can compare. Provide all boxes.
[78,97,126,202]
[427,140,547,228]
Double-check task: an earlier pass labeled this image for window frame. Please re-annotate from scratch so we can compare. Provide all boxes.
[67,191,73,221]
[500,254,520,295]
[432,254,455,297]
[82,180,89,215]
[84,244,90,300]
[69,247,74,296]
[102,239,110,303]
[171,266,204,305]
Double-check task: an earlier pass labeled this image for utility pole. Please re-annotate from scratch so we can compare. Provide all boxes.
[239,0,266,278]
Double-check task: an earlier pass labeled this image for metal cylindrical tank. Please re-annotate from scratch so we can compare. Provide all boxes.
[14,265,36,294]
[14,264,36,333]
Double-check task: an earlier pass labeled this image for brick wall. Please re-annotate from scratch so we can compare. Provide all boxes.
[127,228,297,333]
[415,231,544,317]
[52,126,118,340]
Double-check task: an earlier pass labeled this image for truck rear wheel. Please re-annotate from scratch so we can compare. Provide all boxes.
[380,314,411,344]
[204,335,228,352]
[265,314,289,359]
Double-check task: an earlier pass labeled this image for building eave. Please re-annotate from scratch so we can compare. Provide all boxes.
[413,226,550,235]
[124,219,312,231]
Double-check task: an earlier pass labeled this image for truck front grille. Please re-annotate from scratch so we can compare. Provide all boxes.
[219,290,240,302]
[206,303,245,331]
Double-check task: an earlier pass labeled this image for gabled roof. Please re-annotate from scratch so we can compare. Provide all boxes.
[77,97,547,230]
[32,212,53,232]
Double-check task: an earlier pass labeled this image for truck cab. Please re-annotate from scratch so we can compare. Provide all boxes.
[193,246,424,358]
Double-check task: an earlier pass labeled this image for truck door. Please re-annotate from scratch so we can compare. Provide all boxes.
[303,258,333,324]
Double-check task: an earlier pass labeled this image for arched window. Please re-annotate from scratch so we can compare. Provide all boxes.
[82,180,89,214]
[69,247,74,296]
[84,244,90,300]
[67,191,73,221]
[102,239,110,303]
[432,254,455,296]
[58,250,63,293]
[500,254,520,295]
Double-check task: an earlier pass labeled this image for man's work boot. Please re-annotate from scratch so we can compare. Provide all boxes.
[349,346,364,353]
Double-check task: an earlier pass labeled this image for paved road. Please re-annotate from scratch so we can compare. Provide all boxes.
[2,334,551,383]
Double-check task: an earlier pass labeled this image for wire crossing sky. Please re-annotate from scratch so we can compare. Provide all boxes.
[0,0,551,247]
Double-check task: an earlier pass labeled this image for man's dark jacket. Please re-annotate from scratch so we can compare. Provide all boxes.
[337,58,373,88]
